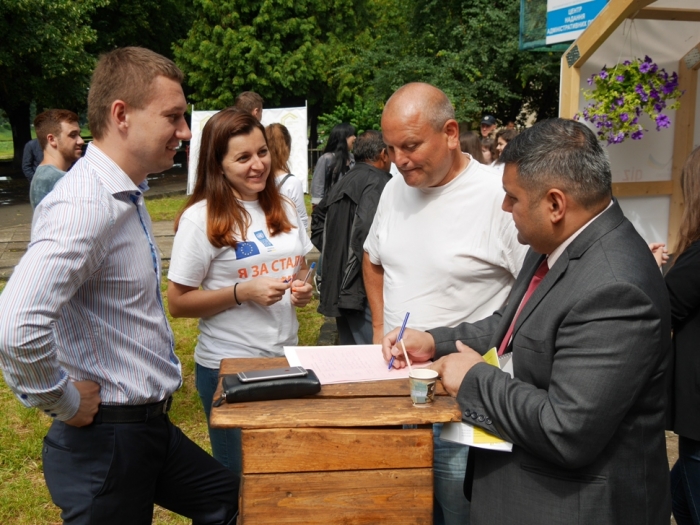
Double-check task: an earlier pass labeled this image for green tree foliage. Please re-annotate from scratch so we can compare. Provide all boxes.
[89,0,193,59]
[0,0,101,170]
[175,0,368,145]
[331,0,561,126]
[317,99,382,146]
[0,0,192,173]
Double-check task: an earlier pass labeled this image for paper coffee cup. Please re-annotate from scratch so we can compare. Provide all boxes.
[409,369,439,407]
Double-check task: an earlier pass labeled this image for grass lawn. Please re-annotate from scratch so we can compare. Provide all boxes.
[145,195,188,222]
[0,191,325,523]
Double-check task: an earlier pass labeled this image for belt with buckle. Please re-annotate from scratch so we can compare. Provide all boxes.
[94,397,173,424]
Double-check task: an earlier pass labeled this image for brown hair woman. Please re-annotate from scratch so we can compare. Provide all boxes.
[266,122,308,228]
[661,146,700,524]
[167,108,313,475]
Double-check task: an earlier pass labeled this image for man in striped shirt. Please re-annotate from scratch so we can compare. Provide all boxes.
[0,47,238,524]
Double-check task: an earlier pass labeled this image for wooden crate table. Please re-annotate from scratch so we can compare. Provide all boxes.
[211,357,462,524]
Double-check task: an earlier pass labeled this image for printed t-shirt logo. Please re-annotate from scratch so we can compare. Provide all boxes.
[254,230,274,247]
[235,242,260,260]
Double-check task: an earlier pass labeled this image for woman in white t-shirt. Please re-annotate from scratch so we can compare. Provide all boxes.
[167,109,314,475]
[266,123,308,228]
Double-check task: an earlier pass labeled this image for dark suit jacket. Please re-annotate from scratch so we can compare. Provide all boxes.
[429,201,671,525]
[665,239,700,441]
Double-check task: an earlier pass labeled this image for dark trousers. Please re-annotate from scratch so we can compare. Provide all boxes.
[42,413,239,525]
[336,304,373,345]
[671,435,700,525]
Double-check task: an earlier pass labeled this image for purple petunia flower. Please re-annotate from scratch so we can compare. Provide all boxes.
[655,114,671,130]
[599,70,608,80]
[635,84,648,102]
[573,114,580,121]
[616,75,625,82]
[620,113,629,122]
[631,117,639,125]
[639,62,652,73]
[644,55,653,63]
[662,81,678,95]
[623,60,631,66]
[650,89,660,101]
[587,77,594,86]
[616,97,625,106]
[654,101,666,112]
[631,130,644,140]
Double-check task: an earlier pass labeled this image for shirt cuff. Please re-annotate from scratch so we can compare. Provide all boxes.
[41,381,81,421]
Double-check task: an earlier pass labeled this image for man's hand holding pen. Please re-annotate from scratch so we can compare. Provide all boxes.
[382,328,486,396]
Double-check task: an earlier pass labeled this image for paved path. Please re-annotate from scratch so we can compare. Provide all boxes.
[0,170,319,280]
[0,172,188,280]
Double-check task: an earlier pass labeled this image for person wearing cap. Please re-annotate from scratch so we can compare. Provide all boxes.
[480,115,497,138]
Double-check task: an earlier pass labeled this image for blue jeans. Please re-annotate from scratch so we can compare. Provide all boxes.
[336,303,373,345]
[671,435,700,525]
[196,363,242,476]
[433,423,471,525]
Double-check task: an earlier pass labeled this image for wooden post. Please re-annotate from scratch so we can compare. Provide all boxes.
[669,42,700,252]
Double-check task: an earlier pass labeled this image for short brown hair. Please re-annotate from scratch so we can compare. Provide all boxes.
[34,109,80,150]
[234,91,264,114]
[88,47,184,140]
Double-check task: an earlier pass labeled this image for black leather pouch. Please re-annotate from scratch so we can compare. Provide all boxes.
[213,369,321,406]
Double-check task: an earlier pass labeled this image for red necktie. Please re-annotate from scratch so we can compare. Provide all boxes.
[497,259,549,356]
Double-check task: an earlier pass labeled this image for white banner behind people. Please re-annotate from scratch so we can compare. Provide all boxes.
[187,104,308,195]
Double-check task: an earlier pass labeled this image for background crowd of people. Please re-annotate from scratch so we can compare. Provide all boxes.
[2,42,699,525]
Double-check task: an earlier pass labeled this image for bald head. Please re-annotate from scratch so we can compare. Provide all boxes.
[380,83,466,189]
[383,83,455,131]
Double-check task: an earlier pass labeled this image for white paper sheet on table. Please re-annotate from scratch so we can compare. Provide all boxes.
[284,344,429,385]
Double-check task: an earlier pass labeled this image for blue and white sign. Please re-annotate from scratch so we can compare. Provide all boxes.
[546,0,608,45]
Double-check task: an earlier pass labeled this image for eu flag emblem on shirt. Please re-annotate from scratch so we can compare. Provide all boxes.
[235,242,260,260]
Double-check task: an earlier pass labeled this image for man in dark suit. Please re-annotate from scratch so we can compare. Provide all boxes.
[384,118,672,525]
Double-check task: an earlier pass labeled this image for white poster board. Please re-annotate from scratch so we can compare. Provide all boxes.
[187,104,308,195]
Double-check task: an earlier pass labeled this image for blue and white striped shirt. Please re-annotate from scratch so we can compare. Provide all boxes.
[0,144,181,421]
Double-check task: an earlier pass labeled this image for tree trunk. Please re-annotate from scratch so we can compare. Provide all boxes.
[308,103,320,150]
[7,102,31,177]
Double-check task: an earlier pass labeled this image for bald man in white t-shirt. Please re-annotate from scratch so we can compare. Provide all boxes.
[363,83,527,525]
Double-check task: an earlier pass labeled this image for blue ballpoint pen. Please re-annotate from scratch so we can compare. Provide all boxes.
[388,312,410,370]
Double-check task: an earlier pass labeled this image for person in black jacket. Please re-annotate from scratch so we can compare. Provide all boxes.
[311,131,392,344]
[654,145,700,525]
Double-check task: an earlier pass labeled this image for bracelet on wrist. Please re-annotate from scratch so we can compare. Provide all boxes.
[234,282,242,306]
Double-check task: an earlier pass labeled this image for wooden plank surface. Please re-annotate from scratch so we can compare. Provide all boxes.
[211,395,461,429]
[635,8,700,22]
[241,428,433,474]
[217,357,448,397]
[612,180,673,197]
[240,468,433,524]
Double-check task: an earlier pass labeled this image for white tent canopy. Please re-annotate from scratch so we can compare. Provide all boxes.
[559,0,700,249]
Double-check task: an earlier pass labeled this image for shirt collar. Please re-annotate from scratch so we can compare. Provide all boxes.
[84,143,149,196]
[547,200,613,268]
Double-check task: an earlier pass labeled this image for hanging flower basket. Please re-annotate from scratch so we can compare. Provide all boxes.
[575,56,683,145]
